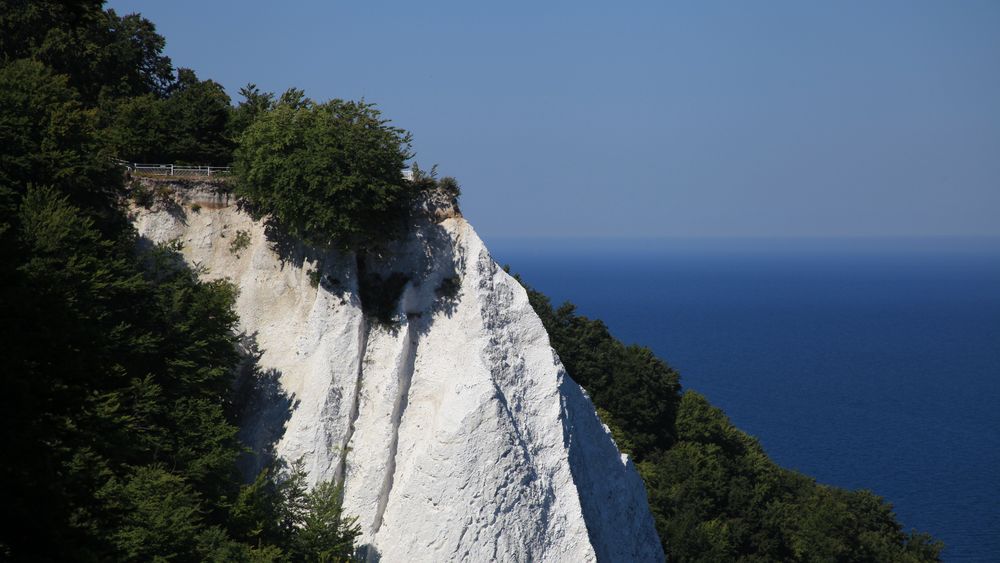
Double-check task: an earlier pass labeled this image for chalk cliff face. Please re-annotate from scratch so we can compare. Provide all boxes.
[132,181,663,562]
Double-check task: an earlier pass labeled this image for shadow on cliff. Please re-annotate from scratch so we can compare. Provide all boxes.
[244,185,464,331]
[356,544,382,562]
[358,216,463,337]
[232,331,299,479]
[134,233,210,283]
[420,220,463,323]
[250,213,359,303]
[236,199,328,273]
[129,177,190,225]
[258,216,318,270]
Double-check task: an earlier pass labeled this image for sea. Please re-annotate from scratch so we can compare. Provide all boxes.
[488,237,1000,562]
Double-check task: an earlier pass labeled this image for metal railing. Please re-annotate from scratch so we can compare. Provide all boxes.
[116,159,410,180]
[115,159,231,177]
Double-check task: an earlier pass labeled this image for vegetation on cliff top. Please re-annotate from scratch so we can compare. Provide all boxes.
[233,91,416,251]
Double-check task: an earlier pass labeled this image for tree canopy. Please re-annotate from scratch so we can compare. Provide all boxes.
[233,93,416,250]
[101,67,233,164]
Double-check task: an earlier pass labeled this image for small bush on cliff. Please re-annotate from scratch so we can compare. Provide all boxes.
[233,91,417,251]
[408,163,460,199]
[229,229,251,257]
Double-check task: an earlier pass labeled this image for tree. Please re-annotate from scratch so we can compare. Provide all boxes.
[233,93,416,250]
[295,480,362,562]
[0,59,118,212]
[102,92,171,162]
[99,10,175,99]
[0,3,174,103]
[519,281,682,462]
[163,68,233,164]
[229,83,277,140]
[103,68,233,164]
[99,467,206,561]
[229,461,361,562]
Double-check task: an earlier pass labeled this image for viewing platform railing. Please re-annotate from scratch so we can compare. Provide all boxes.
[115,159,231,178]
[115,158,412,180]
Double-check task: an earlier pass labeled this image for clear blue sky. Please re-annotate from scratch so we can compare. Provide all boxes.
[108,0,1000,239]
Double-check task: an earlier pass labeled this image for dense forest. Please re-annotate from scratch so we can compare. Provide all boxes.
[0,2,360,560]
[0,1,941,561]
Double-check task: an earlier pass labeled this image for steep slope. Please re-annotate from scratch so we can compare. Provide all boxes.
[132,180,662,562]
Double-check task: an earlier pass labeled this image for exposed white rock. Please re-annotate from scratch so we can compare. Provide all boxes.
[132,180,663,562]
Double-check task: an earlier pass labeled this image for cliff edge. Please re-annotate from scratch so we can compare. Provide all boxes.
[131,179,663,562]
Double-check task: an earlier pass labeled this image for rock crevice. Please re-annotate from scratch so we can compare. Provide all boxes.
[372,319,418,534]
[335,315,369,485]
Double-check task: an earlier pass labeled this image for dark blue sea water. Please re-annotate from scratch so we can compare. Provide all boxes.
[489,237,1000,562]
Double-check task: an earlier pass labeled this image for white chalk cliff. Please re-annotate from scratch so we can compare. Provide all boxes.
[132,181,663,562]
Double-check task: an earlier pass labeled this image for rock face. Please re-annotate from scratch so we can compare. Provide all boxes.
[132,180,663,562]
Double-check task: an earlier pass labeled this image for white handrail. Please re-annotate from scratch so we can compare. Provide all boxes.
[118,159,410,179]
[120,161,232,177]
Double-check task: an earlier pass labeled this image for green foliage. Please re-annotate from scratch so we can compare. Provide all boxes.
[408,162,461,200]
[0,92,360,563]
[438,175,461,200]
[233,93,416,250]
[295,479,362,562]
[0,59,119,212]
[0,1,234,170]
[0,4,361,559]
[308,268,323,288]
[1,183,244,559]
[230,229,252,257]
[161,68,234,164]
[639,392,944,561]
[2,0,232,165]
[103,93,170,161]
[99,466,206,561]
[1,1,940,560]
[94,10,176,98]
[0,4,174,102]
[228,462,361,562]
[516,275,943,562]
[103,68,234,164]
[229,83,277,139]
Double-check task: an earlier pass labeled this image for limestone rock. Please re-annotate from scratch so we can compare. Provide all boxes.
[132,181,663,562]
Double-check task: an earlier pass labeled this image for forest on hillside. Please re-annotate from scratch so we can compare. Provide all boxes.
[0,2,941,561]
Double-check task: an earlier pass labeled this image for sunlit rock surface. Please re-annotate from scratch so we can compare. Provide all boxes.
[132,179,663,562]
